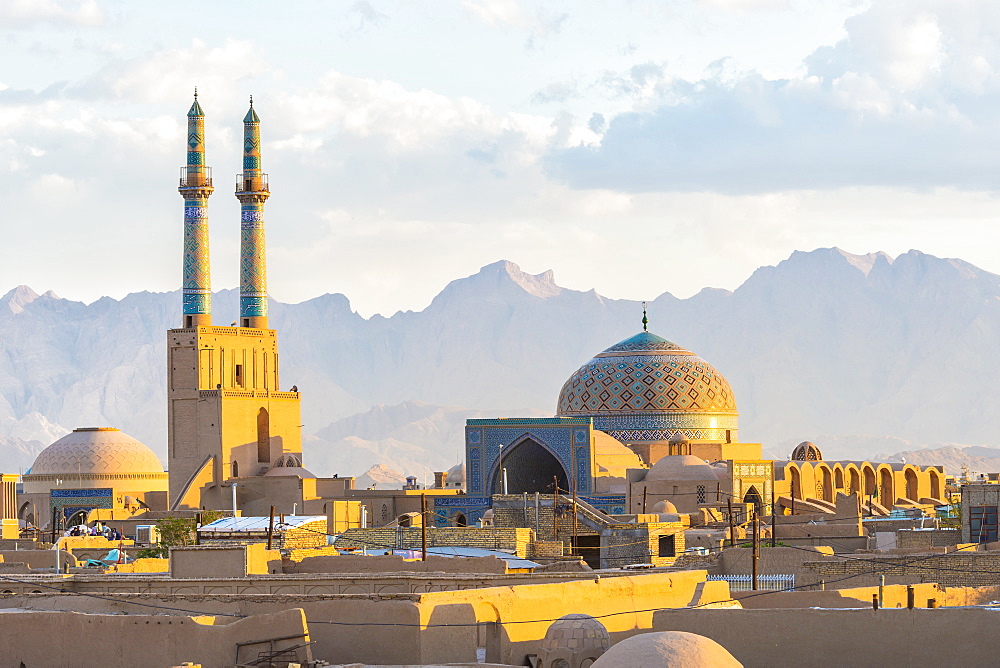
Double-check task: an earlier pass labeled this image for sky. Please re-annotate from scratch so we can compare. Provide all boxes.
[2,0,1000,317]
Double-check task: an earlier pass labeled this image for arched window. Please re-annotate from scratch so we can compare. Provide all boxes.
[232,460,239,478]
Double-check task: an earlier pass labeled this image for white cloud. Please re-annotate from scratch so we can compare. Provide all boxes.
[0,0,104,28]
[546,0,1000,194]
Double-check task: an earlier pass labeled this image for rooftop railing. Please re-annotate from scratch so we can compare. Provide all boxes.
[178,166,213,188]
[236,172,269,193]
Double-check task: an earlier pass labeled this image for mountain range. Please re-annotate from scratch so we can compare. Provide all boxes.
[3,247,1000,478]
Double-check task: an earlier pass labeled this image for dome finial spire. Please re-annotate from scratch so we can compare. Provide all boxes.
[193,86,197,98]
[641,301,648,332]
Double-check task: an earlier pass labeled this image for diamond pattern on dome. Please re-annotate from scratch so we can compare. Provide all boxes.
[557,331,737,418]
[603,331,685,353]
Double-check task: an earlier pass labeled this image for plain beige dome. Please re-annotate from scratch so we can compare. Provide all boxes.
[652,500,678,513]
[30,427,164,476]
[593,631,742,668]
[645,455,718,482]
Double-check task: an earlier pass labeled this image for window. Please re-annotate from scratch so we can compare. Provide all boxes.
[658,534,676,557]
[256,408,270,463]
[697,485,706,504]
[235,364,244,388]
[971,506,998,543]
[232,460,239,478]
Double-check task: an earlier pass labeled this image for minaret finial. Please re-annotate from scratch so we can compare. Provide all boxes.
[642,302,648,332]
[193,86,198,98]
[249,94,253,106]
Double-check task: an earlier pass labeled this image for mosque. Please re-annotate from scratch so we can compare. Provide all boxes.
[12,92,948,533]
[439,316,947,527]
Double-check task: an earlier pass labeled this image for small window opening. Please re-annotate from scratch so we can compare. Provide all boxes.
[658,534,677,557]
[235,364,244,388]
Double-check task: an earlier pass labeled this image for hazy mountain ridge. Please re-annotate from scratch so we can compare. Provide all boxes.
[2,248,1000,476]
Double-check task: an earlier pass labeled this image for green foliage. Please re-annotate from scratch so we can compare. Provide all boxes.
[201,510,226,525]
[136,512,230,558]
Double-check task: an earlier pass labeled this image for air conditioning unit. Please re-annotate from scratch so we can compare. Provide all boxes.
[135,525,160,545]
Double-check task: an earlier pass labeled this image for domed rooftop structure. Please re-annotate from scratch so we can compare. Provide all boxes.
[791,441,823,461]
[556,330,738,443]
[651,499,678,514]
[540,614,611,667]
[446,461,465,487]
[30,428,164,476]
[264,454,316,478]
[645,454,719,482]
[592,631,742,667]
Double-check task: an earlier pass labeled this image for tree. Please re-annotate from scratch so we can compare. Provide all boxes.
[136,511,227,559]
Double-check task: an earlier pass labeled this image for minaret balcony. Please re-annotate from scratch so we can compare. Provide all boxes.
[236,173,269,193]
[179,166,213,188]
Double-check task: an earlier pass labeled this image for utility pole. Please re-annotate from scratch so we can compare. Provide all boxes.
[642,486,647,514]
[553,476,559,544]
[266,505,275,550]
[752,511,760,591]
[770,470,777,548]
[726,497,736,547]
[421,493,427,561]
[571,475,578,557]
[790,479,796,515]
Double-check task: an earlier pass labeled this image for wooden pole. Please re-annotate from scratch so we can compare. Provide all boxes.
[791,479,796,515]
[266,505,276,550]
[553,476,559,543]
[571,475,578,557]
[770,472,777,548]
[421,493,427,561]
[642,486,647,514]
[907,585,915,609]
[752,511,760,591]
[726,497,736,547]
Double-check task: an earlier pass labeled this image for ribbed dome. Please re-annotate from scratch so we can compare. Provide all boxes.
[556,331,738,442]
[30,428,164,476]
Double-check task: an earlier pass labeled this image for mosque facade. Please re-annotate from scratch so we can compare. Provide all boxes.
[439,319,947,527]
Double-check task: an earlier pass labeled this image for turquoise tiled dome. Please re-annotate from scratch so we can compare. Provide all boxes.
[556,332,738,442]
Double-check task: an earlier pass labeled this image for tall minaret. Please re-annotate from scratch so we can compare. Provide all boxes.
[236,96,269,329]
[178,89,214,328]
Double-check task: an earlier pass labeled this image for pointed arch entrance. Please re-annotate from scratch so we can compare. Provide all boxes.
[743,486,763,514]
[491,438,568,495]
